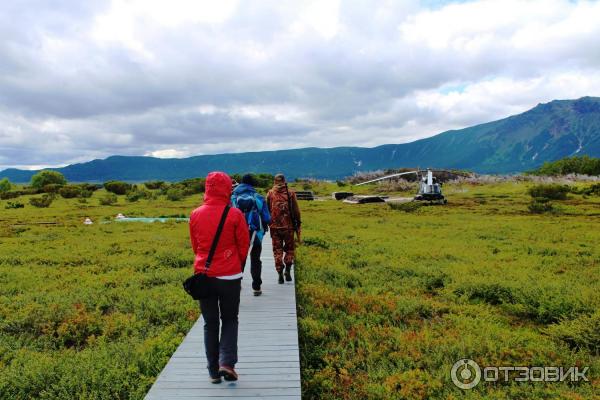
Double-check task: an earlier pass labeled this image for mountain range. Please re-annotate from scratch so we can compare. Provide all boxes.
[2,97,600,182]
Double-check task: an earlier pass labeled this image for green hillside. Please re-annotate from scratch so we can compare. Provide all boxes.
[2,97,599,181]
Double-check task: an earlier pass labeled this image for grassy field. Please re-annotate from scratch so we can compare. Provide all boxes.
[297,181,600,399]
[0,180,599,399]
[0,194,201,399]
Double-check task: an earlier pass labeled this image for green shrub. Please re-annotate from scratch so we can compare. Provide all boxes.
[527,184,570,200]
[336,180,347,187]
[59,185,81,199]
[79,189,93,198]
[303,237,330,249]
[42,183,63,193]
[103,181,132,195]
[576,183,600,196]
[230,173,274,189]
[253,173,275,189]
[5,201,24,209]
[528,198,555,214]
[0,187,41,199]
[30,170,67,189]
[158,184,171,195]
[0,178,12,193]
[98,193,118,206]
[0,191,21,200]
[454,282,593,325]
[144,190,158,201]
[421,272,449,292]
[518,288,593,324]
[388,201,422,212]
[155,252,192,268]
[126,191,142,202]
[176,178,205,195]
[29,194,54,208]
[454,282,516,305]
[144,180,166,190]
[160,182,196,197]
[529,155,600,176]
[166,188,184,201]
[126,189,152,202]
[348,259,368,269]
[546,311,600,353]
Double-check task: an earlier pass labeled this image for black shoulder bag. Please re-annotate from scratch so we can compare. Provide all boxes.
[183,205,230,300]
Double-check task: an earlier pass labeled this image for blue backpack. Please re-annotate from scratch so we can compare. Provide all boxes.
[233,193,263,232]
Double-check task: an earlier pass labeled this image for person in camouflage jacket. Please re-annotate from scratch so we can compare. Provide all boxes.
[266,174,301,284]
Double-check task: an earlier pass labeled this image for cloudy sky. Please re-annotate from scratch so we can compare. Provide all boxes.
[1,0,600,170]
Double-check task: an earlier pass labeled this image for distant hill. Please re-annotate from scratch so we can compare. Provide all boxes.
[2,97,600,182]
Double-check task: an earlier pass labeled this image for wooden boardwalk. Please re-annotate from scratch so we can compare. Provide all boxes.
[145,235,301,400]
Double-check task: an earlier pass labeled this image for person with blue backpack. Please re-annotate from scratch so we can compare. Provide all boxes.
[231,174,272,296]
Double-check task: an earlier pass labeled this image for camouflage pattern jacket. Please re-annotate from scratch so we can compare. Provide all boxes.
[266,184,301,230]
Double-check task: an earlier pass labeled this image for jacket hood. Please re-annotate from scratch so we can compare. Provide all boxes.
[204,171,232,204]
[233,183,257,195]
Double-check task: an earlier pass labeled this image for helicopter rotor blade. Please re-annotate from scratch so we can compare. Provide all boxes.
[355,170,419,186]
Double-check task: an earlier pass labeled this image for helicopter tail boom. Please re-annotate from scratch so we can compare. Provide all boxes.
[355,170,419,186]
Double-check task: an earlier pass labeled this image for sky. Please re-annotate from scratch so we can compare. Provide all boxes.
[1,0,600,170]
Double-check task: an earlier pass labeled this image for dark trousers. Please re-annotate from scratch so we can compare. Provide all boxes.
[199,277,241,377]
[244,233,263,290]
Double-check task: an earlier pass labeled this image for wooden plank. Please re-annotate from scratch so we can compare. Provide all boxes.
[153,381,300,389]
[173,351,299,357]
[147,388,301,397]
[161,367,300,376]
[157,374,299,382]
[145,235,301,399]
[165,361,300,369]
[147,396,299,400]
[173,351,298,362]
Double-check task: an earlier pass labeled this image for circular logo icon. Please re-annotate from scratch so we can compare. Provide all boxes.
[451,359,481,389]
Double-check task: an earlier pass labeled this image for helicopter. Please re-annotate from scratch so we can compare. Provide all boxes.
[355,168,448,204]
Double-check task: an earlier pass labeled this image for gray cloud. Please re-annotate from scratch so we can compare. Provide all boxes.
[1,0,600,169]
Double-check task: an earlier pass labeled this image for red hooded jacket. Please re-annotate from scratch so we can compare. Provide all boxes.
[190,172,249,277]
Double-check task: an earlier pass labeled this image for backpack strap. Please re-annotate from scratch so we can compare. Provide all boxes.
[205,205,230,271]
[254,194,263,231]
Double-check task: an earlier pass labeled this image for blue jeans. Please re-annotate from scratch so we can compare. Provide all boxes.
[199,277,241,377]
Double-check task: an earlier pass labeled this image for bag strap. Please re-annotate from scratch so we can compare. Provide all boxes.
[254,194,264,232]
[205,205,230,271]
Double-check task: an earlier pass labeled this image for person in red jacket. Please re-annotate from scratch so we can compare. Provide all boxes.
[190,171,249,383]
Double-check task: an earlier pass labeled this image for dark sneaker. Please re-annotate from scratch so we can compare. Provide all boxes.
[284,266,292,282]
[219,366,238,381]
[278,272,284,284]
[210,376,222,384]
[253,289,262,296]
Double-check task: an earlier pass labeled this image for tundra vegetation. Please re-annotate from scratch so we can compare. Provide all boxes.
[528,155,600,176]
[0,174,598,399]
